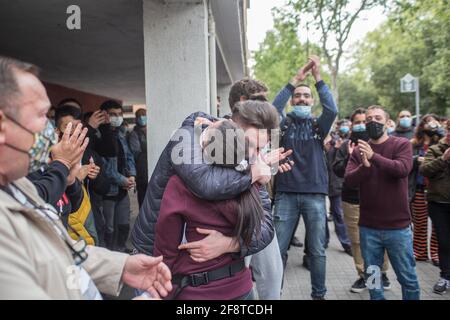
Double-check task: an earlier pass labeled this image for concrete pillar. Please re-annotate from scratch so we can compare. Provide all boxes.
[143,0,210,174]
[217,84,232,117]
[208,2,218,119]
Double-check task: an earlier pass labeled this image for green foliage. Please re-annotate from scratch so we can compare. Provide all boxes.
[252,13,330,114]
[252,0,450,118]
[354,0,450,116]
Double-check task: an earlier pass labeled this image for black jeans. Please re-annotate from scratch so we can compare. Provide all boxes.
[428,201,450,280]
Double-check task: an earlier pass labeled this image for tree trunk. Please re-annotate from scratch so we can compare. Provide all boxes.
[331,69,339,114]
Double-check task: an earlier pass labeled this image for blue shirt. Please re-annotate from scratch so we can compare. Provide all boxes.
[273,81,338,194]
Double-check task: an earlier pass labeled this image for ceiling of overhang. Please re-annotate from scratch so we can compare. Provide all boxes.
[0,0,245,103]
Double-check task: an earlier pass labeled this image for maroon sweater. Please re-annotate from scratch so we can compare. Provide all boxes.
[345,136,413,229]
[154,175,252,300]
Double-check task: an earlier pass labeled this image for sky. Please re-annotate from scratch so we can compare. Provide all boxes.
[247,0,387,70]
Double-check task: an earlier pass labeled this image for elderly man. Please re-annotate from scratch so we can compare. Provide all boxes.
[0,56,172,300]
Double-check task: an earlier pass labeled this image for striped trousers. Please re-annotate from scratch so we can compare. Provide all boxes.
[411,190,439,262]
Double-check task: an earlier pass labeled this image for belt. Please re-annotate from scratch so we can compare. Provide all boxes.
[171,259,246,298]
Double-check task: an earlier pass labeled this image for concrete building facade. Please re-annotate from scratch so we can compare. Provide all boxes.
[0,0,250,174]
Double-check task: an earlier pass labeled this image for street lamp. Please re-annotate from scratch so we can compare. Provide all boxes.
[400,74,420,126]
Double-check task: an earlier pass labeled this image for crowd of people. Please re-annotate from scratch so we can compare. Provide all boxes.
[0,54,449,300]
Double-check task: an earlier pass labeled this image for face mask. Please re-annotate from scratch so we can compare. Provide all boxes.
[292,105,312,119]
[366,121,386,140]
[110,116,123,127]
[339,126,350,135]
[352,124,366,132]
[387,127,395,135]
[137,116,147,126]
[399,117,412,128]
[5,117,57,173]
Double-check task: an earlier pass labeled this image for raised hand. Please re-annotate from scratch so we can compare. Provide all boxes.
[51,123,89,170]
[88,110,107,129]
[309,55,322,82]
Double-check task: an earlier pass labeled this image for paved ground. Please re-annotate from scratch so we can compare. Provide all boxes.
[282,221,450,300]
[122,191,449,301]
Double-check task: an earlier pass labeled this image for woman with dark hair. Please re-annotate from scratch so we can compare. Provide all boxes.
[154,118,270,300]
[420,119,450,294]
[409,114,445,264]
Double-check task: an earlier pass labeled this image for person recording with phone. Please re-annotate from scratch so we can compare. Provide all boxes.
[98,100,136,253]
[333,108,392,293]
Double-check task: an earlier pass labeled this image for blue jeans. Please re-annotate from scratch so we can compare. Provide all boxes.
[360,226,420,300]
[274,192,327,299]
[329,196,351,249]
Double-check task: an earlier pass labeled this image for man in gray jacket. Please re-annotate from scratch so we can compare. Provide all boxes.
[0,56,172,299]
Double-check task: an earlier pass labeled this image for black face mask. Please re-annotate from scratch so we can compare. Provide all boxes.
[366,121,385,140]
[350,131,370,145]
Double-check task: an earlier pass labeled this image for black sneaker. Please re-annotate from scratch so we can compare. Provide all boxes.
[382,273,392,291]
[433,278,449,295]
[350,277,367,293]
[291,236,304,248]
[312,296,326,300]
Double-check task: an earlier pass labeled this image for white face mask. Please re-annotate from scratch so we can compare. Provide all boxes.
[110,116,123,127]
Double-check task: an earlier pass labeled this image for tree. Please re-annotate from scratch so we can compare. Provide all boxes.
[353,0,450,116]
[253,14,328,112]
[280,0,387,105]
[254,16,310,101]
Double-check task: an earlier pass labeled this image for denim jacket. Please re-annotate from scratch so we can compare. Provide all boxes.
[102,127,136,197]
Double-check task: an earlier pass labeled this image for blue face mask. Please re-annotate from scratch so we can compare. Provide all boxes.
[137,116,147,126]
[387,127,395,135]
[352,124,366,132]
[339,126,350,134]
[399,117,412,128]
[292,105,312,119]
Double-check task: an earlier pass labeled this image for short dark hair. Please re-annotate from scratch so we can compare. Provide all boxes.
[135,108,146,117]
[0,56,40,118]
[350,107,366,123]
[100,100,122,111]
[396,109,411,118]
[231,100,279,131]
[292,84,313,98]
[55,105,82,128]
[367,105,390,120]
[58,98,82,109]
[228,78,268,112]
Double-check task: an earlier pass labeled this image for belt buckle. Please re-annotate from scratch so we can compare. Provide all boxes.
[190,272,209,287]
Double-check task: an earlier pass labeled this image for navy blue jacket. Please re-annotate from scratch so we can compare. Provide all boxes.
[132,112,275,257]
[273,81,338,194]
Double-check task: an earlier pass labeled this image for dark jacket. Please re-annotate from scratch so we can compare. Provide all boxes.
[102,126,136,198]
[27,162,83,225]
[272,81,338,194]
[86,124,118,158]
[128,125,148,188]
[131,112,274,257]
[27,161,69,206]
[326,146,344,197]
[392,127,414,141]
[419,138,450,203]
[82,146,110,197]
[332,139,360,204]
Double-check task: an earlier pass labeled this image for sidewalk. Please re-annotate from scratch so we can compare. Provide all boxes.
[282,220,450,300]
